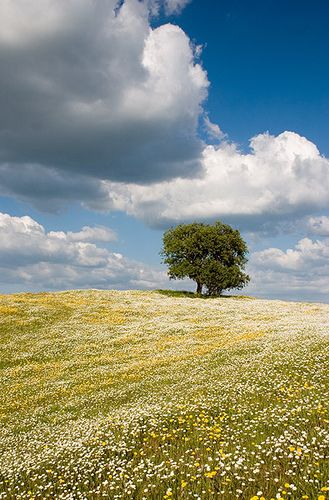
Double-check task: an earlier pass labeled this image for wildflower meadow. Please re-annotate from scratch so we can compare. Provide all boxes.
[0,290,328,499]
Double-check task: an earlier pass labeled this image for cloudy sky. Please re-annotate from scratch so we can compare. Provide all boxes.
[0,0,328,301]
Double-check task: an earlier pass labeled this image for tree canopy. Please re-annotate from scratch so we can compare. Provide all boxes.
[161,221,250,295]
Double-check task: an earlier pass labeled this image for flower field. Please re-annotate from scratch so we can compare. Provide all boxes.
[0,290,328,499]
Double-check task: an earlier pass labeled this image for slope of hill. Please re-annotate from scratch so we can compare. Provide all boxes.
[0,290,328,499]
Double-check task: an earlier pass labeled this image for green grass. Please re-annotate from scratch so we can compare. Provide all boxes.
[0,290,328,499]
[155,289,253,299]
[156,289,202,298]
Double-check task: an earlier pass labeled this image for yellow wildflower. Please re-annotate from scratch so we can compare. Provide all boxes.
[205,470,217,478]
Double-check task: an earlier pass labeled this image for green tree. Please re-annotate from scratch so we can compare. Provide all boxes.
[161,221,250,295]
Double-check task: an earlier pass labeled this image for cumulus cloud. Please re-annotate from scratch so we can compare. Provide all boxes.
[0,0,328,241]
[2,212,329,301]
[204,115,226,141]
[246,236,329,301]
[68,226,116,242]
[0,212,165,291]
[99,131,329,229]
[147,0,191,15]
[163,0,191,15]
[2,130,328,229]
[251,238,329,272]
[307,216,329,236]
[49,226,117,243]
[0,163,111,212]
[0,0,207,189]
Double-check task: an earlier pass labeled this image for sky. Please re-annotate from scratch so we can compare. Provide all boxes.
[0,0,328,302]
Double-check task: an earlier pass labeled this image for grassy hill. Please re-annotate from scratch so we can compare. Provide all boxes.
[0,290,328,499]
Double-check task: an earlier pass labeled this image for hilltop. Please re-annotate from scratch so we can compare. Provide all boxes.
[0,290,328,499]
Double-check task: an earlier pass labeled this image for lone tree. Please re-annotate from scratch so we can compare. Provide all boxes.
[161,221,250,295]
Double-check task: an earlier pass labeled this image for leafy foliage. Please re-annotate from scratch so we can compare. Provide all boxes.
[161,221,250,295]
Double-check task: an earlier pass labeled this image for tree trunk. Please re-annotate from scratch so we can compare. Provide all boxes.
[196,282,202,294]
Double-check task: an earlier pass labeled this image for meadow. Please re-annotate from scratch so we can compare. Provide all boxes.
[0,289,328,499]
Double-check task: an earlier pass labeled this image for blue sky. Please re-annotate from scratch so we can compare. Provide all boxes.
[175,0,329,155]
[0,0,328,301]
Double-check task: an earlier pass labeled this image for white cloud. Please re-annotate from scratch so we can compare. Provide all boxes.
[1,0,328,238]
[247,236,329,300]
[0,0,65,45]
[99,131,329,229]
[204,115,226,141]
[163,0,191,15]
[2,212,329,301]
[307,216,329,236]
[146,0,191,16]
[0,0,328,246]
[252,237,329,272]
[0,0,208,186]
[49,226,117,243]
[0,213,165,291]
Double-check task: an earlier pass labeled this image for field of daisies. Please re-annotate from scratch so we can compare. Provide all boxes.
[0,290,328,500]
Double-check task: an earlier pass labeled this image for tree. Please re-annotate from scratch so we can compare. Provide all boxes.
[161,221,250,295]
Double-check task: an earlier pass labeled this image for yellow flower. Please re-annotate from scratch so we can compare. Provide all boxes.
[318,496,326,500]
[250,496,259,500]
[321,488,329,492]
[181,480,187,488]
[205,470,217,478]
[284,483,290,488]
